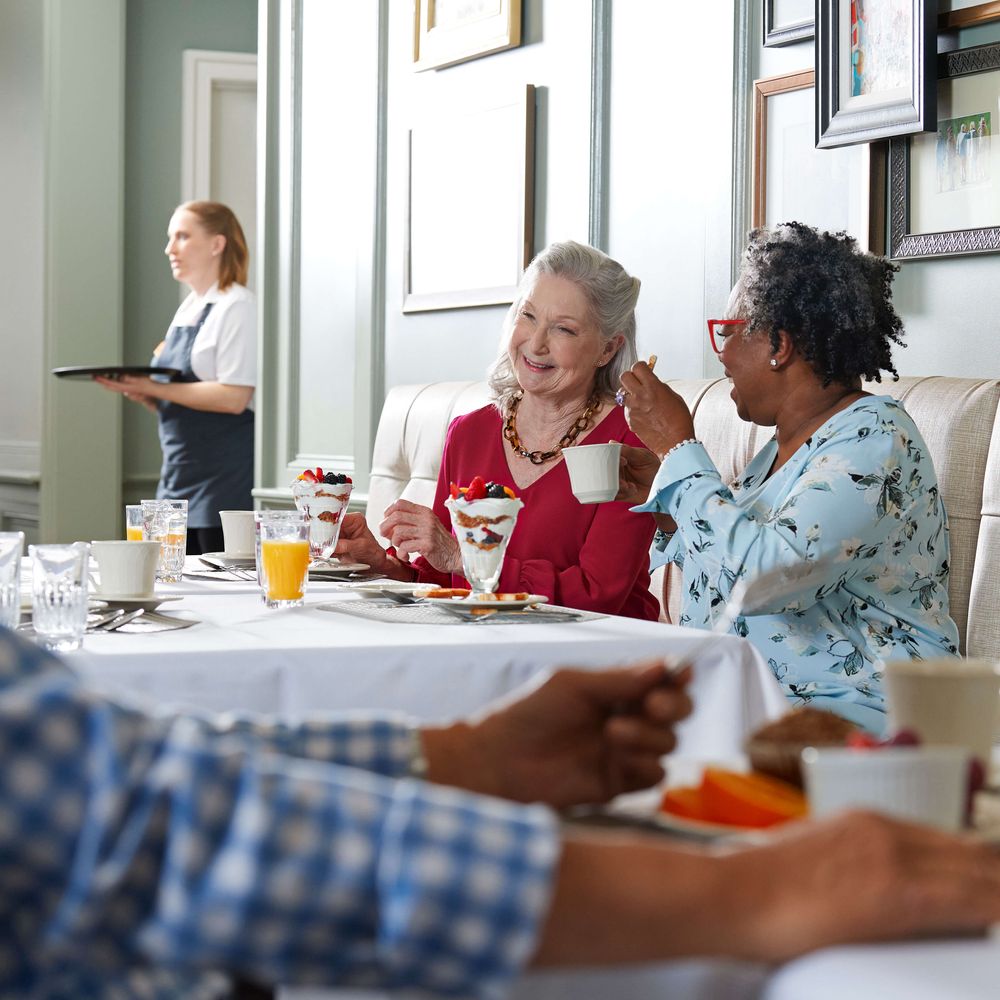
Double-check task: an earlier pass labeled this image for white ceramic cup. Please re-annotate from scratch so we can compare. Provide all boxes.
[802,745,969,832]
[562,441,622,504]
[90,540,160,597]
[885,658,1000,766]
[220,510,257,558]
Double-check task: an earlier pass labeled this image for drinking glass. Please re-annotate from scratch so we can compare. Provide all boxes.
[258,511,310,608]
[30,542,90,651]
[444,495,524,595]
[0,531,24,630]
[125,504,144,541]
[141,499,188,583]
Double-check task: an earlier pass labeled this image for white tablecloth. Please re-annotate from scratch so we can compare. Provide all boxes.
[71,582,786,760]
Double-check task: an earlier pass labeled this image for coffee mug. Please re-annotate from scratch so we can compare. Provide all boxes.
[562,441,622,504]
[90,540,160,597]
[220,510,256,558]
[885,657,1000,767]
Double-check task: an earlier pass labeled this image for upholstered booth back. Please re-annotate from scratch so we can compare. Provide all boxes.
[368,377,1000,658]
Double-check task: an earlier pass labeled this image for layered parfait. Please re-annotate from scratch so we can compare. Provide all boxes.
[291,467,353,561]
[444,476,523,594]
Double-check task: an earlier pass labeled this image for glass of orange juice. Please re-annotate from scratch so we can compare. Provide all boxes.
[125,504,144,541]
[141,498,188,583]
[258,510,310,608]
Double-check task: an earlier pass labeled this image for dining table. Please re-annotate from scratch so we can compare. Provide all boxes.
[58,559,1000,1000]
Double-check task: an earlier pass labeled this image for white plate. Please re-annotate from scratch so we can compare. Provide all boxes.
[308,560,370,577]
[346,581,426,598]
[419,592,549,610]
[201,551,256,569]
[646,809,757,842]
[86,594,184,612]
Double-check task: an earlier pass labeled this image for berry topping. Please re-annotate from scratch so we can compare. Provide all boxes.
[301,469,319,483]
[450,482,460,500]
[465,475,487,500]
[485,482,507,499]
[322,472,352,485]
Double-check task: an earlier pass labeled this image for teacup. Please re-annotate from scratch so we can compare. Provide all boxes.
[220,510,256,558]
[885,658,1000,767]
[90,540,160,597]
[802,745,968,832]
[562,441,622,504]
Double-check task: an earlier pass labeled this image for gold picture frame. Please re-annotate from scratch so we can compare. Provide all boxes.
[753,69,885,253]
[413,0,522,72]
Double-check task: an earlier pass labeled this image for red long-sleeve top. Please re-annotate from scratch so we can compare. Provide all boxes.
[413,404,660,621]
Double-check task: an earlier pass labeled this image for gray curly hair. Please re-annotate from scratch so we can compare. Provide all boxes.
[487,240,640,412]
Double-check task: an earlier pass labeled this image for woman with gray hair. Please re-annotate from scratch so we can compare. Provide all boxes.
[336,241,659,619]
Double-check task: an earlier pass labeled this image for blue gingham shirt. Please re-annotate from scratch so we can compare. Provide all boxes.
[0,628,559,998]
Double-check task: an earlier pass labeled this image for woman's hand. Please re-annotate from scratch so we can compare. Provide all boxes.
[616,445,661,506]
[379,499,462,574]
[94,374,156,397]
[618,362,695,459]
[333,513,407,579]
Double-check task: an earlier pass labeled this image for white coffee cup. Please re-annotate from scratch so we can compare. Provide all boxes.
[90,540,160,597]
[802,745,968,832]
[885,657,1000,766]
[220,510,256,558]
[562,441,622,504]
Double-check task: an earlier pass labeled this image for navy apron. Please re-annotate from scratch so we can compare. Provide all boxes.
[155,303,255,529]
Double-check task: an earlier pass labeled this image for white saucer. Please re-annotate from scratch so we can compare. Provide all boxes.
[88,594,184,612]
[419,592,549,610]
[347,581,426,599]
[202,551,256,568]
[308,560,370,577]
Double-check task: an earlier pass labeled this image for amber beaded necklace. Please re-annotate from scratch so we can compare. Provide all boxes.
[502,391,602,465]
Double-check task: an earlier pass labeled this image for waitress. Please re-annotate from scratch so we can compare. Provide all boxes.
[96,201,256,555]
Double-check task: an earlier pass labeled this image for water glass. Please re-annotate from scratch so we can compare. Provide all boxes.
[30,542,90,651]
[0,531,24,630]
[257,511,310,608]
[141,499,188,583]
[125,504,144,541]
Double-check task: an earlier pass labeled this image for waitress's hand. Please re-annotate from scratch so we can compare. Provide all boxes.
[379,500,462,575]
[94,375,160,412]
[618,363,695,459]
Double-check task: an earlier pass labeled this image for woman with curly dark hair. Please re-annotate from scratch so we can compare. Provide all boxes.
[616,223,959,732]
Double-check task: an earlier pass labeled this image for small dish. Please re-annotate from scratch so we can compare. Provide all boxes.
[308,560,370,577]
[347,581,427,598]
[86,594,183,612]
[419,592,549,610]
[646,810,757,842]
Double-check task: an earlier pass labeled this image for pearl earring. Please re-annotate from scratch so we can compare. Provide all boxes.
[769,359,778,368]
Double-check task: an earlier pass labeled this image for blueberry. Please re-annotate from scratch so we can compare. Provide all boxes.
[323,472,338,485]
[485,482,507,499]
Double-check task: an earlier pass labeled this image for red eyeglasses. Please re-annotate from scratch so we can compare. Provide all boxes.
[706,318,747,354]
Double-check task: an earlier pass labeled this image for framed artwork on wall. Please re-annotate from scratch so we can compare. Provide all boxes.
[888,41,1000,259]
[753,69,886,252]
[816,0,937,148]
[939,1,1000,27]
[763,0,815,47]
[413,0,522,71]
[403,85,535,313]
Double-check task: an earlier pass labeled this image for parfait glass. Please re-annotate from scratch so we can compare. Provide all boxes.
[444,495,523,595]
[292,479,354,561]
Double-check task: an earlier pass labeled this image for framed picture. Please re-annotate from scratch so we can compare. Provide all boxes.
[939,1,1000,28]
[753,69,886,252]
[403,85,535,313]
[413,0,521,72]
[888,42,1000,259]
[763,0,815,47]
[816,0,937,148]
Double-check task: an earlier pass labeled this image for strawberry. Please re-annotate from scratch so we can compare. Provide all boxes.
[344,476,352,484]
[450,482,460,500]
[301,469,318,483]
[466,475,487,500]
[315,467,324,480]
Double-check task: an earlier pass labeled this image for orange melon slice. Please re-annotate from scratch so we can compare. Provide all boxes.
[700,768,807,828]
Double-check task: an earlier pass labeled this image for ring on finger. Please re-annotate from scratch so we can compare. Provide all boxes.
[614,387,628,406]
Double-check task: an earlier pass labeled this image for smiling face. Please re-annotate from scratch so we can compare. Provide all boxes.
[164,208,224,295]
[507,274,621,404]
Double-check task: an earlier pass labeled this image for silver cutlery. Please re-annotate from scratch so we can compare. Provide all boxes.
[92,608,145,632]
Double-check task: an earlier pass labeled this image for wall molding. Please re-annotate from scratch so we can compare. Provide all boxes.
[0,441,40,482]
[588,0,612,252]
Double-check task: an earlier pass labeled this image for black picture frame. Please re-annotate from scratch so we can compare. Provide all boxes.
[763,1,815,47]
[816,0,937,149]
[889,41,1000,259]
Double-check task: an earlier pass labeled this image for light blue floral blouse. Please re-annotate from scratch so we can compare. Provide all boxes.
[635,396,960,732]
